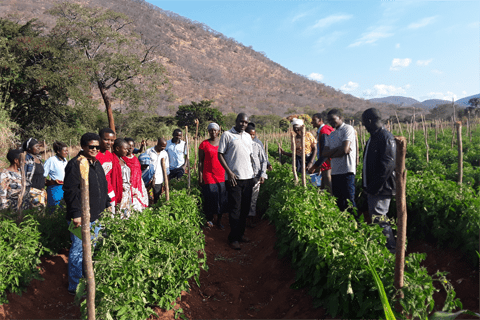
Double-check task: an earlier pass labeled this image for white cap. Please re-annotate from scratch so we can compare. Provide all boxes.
[291,118,304,126]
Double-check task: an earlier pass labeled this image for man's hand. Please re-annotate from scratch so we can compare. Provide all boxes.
[226,170,238,187]
[308,164,319,174]
[73,217,82,228]
[259,177,265,184]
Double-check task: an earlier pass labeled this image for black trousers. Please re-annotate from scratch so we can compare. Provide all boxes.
[226,179,254,243]
[331,173,356,213]
[153,183,163,204]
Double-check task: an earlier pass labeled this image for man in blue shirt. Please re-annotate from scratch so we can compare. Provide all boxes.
[166,129,187,180]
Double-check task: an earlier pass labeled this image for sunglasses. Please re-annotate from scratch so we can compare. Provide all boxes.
[87,145,101,150]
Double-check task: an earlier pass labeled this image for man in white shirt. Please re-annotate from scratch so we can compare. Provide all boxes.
[322,109,357,215]
[166,129,187,180]
[218,113,254,250]
[146,138,169,204]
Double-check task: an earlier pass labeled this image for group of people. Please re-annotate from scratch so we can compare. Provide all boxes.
[0,106,397,295]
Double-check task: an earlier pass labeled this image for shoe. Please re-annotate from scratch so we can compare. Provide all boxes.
[240,235,250,243]
[229,241,241,250]
[68,289,76,296]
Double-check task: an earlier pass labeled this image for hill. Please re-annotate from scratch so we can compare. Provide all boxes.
[369,96,419,106]
[456,94,480,107]
[1,0,405,119]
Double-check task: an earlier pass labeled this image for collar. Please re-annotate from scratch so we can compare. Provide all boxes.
[336,122,345,130]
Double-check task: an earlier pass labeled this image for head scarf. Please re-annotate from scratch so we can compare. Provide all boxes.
[291,118,304,126]
[138,153,151,166]
[138,153,155,185]
[207,123,220,131]
[22,138,39,152]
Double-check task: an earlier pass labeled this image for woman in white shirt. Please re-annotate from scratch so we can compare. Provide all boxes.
[44,141,69,212]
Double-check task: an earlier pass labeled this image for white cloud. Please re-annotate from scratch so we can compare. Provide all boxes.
[315,31,344,51]
[362,84,408,98]
[407,16,437,29]
[462,91,467,95]
[431,69,443,75]
[340,81,359,92]
[310,14,353,29]
[395,43,400,49]
[349,26,394,47]
[390,58,412,71]
[308,73,324,82]
[424,91,457,101]
[417,59,433,66]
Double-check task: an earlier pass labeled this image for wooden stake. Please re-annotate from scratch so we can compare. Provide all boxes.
[185,126,191,190]
[44,140,47,161]
[16,152,27,223]
[394,136,407,299]
[434,120,438,142]
[301,126,306,188]
[78,156,95,320]
[194,119,199,173]
[278,143,282,164]
[291,132,298,185]
[421,115,429,163]
[395,111,403,136]
[161,158,170,201]
[456,121,463,184]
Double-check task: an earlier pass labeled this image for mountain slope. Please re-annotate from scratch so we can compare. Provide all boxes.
[2,0,402,118]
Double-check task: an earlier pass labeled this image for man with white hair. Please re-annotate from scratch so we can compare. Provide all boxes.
[279,118,317,173]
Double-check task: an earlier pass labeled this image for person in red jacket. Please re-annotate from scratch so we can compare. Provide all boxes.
[309,113,335,193]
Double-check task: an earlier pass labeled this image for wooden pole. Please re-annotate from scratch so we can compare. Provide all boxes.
[185,126,191,189]
[291,132,298,185]
[194,119,199,173]
[421,115,429,163]
[161,158,170,201]
[69,139,72,160]
[278,143,282,164]
[394,136,407,299]
[395,112,403,136]
[43,140,47,161]
[467,111,471,142]
[434,120,438,142]
[301,126,306,188]
[16,152,27,223]
[78,156,95,320]
[456,121,463,184]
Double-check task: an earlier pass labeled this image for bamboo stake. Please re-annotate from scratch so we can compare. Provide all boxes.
[185,126,190,189]
[161,158,170,201]
[78,156,95,320]
[394,136,407,299]
[291,132,298,185]
[456,121,463,184]
[301,126,306,188]
[16,152,27,223]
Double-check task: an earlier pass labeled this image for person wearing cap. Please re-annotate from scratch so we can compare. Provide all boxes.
[22,137,46,207]
[199,122,227,229]
[322,109,358,215]
[218,113,255,250]
[279,118,317,174]
[362,108,397,253]
[145,138,169,204]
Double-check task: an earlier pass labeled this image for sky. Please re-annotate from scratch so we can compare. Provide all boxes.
[148,0,479,102]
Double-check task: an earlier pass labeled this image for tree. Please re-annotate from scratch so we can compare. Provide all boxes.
[467,98,480,116]
[48,2,170,132]
[175,100,225,132]
[0,18,95,138]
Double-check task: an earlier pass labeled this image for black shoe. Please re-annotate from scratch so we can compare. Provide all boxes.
[229,241,241,250]
[68,289,76,296]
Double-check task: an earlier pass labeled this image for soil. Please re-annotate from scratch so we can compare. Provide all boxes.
[0,215,478,320]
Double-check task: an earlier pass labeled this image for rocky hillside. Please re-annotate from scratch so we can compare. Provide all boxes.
[1,0,403,118]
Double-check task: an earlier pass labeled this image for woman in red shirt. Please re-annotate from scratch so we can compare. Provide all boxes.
[199,122,227,229]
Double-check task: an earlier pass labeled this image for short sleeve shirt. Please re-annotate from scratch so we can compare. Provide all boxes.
[199,140,225,184]
[324,123,356,175]
[218,127,254,180]
[146,147,169,185]
[166,140,187,170]
[43,155,68,181]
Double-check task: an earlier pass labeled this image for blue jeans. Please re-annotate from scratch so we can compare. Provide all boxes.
[331,173,356,212]
[67,220,101,292]
[47,185,64,213]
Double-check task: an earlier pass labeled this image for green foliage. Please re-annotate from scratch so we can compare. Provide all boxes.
[249,114,283,131]
[260,163,461,319]
[114,110,177,141]
[279,118,290,132]
[78,189,206,319]
[175,100,225,132]
[31,204,71,255]
[0,214,44,304]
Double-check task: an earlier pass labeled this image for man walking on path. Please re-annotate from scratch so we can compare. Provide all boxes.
[309,113,335,192]
[145,138,169,204]
[218,113,255,250]
[166,129,187,180]
[322,109,357,215]
[362,108,397,253]
[63,133,110,295]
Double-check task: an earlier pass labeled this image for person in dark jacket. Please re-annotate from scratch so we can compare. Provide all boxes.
[63,133,111,294]
[361,108,397,254]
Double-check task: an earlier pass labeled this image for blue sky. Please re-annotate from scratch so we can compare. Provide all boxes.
[148,0,479,102]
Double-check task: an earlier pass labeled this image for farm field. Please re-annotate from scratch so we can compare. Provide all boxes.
[1,121,480,319]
